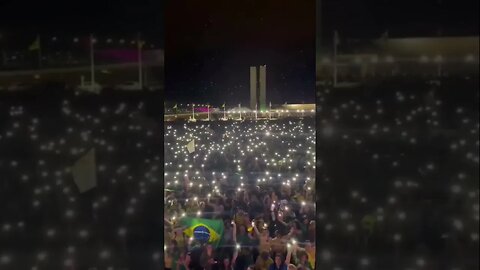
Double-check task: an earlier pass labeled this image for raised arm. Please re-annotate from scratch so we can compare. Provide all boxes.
[232,221,237,243]
[285,226,295,239]
[232,243,239,266]
[291,242,300,264]
[165,218,173,227]
[173,226,187,235]
[285,244,293,265]
[252,220,261,236]
[276,213,288,227]
[232,221,239,265]
[294,245,305,253]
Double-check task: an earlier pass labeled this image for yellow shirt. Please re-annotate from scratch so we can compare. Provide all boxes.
[255,257,273,270]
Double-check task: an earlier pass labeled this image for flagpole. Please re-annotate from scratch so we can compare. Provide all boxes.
[239,104,242,120]
[137,33,143,89]
[223,103,226,120]
[333,31,338,87]
[192,104,195,120]
[269,102,272,120]
[90,34,95,91]
[207,104,210,121]
[255,103,258,120]
[437,57,442,77]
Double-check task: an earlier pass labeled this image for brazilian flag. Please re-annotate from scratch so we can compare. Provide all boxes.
[181,217,224,247]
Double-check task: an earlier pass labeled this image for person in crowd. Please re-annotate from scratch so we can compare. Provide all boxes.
[268,248,292,270]
[254,251,274,270]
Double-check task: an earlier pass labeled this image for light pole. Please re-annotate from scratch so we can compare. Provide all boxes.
[434,55,443,77]
[192,104,196,120]
[207,104,210,121]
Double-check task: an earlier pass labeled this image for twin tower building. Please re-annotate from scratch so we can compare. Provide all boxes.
[250,65,267,111]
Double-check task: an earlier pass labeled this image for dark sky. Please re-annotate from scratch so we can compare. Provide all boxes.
[0,0,164,45]
[320,0,479,41]
[165,0,316,105]
[1,0,477,100]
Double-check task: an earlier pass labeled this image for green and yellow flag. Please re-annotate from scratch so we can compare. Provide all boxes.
[181,217,224,247]
[29,36,40,51]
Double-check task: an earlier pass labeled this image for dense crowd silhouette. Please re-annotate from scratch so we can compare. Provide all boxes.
[0,74,478,270]
[164,118,316,270]
[1,89,163,270]
[316,75,479,269]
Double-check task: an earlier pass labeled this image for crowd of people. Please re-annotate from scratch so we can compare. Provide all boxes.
[0,74,478,270]
[0,89,163,269]
[315,75,479,269]
[164,119,316,270]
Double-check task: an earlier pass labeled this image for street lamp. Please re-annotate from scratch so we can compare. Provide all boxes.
[434,55,443,76]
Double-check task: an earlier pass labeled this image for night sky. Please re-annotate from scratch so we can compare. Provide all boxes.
[165,0,316,105]
[1,0,478,103]
[0,0,164,45]
[320,0,479,41]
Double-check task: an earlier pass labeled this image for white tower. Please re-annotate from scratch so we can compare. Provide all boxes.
[259,65,267,111]
[250,65,267,111]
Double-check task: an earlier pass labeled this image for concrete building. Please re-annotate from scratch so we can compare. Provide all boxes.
[249,66,257,110]
[259,65,267,111]
[249,65,267,110]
